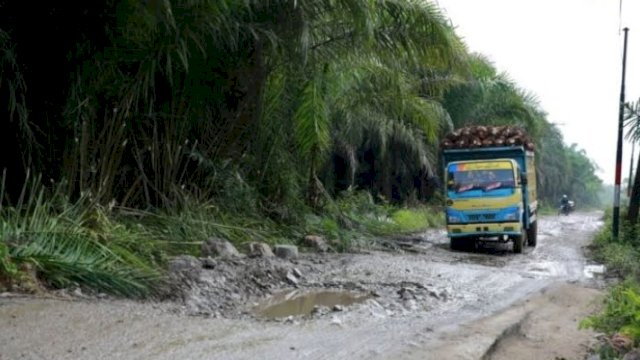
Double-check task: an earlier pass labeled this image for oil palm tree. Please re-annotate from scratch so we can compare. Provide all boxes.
[253,0,467,206]
[535,122,570,201]
[0,0,465,207]
[624,100,640,223]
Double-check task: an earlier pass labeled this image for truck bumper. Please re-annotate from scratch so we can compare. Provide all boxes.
[447,222,522,238]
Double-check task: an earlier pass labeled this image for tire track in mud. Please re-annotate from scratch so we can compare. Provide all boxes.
[400,211,607,359]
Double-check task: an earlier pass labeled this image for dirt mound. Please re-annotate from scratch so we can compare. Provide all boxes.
[164,255,321,317]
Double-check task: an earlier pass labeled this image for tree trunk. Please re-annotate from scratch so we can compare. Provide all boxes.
[380,155,392,201]
[307,152,322,210]
[216,38,267,158]
[627,150,640,224]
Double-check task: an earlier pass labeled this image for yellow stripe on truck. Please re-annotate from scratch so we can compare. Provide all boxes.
[449,190,523,211]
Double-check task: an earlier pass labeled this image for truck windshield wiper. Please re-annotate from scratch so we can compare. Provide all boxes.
[483,182,502,191]
[482,181,515,191]
[455,184,479,193]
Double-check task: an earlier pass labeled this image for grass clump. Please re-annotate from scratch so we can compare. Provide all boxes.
[589,210,640,280]
[538,202,559,216]
[580,281,640,358]
[390,207,444,233]
[581,281,640,340]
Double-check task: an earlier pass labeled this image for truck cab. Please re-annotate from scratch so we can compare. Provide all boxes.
[442,147,537,253]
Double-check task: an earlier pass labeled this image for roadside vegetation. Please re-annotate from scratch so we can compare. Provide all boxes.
[580,209,640,359]
[580,102,640,358]
[0,1,602,297]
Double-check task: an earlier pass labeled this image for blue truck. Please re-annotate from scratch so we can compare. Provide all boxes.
[441,145,538,253]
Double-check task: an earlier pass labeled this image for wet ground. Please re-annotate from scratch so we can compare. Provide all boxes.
[0,211,607,359]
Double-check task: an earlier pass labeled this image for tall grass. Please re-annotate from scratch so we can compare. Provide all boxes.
[0,175,161,297]
[0,172,444,297]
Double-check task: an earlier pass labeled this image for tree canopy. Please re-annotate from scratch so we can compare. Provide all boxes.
[0,0,602,211]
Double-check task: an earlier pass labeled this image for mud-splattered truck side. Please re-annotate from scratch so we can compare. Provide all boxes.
[441,129,537,253]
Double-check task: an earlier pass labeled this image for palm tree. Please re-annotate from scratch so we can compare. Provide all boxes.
[0,0,467,208]
[535,122,569,201]
[444,54,542,133]
[440,53,604,206]
[255,0,467,206]
[625,100,640,223]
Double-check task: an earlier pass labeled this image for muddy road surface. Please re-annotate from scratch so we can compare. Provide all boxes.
[0,211,607,359]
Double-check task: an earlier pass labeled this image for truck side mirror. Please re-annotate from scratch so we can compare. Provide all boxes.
[520,172,527,185]
[447,172,454,189]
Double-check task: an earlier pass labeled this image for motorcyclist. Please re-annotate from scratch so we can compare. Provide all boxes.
[560,194,571,213]
[560,194,569,207]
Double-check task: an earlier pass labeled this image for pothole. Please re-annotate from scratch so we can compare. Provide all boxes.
[252,289,372,319]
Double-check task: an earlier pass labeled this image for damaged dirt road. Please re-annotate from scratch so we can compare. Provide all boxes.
[0,211,608,359]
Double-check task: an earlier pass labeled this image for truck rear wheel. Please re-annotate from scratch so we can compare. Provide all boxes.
[527,221,538,247]
[513,230,525,254]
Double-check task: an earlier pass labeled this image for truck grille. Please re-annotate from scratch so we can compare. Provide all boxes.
[467,213,496,222]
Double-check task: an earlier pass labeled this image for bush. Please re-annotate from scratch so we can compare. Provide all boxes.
[581,281,640,348]
[0,241,18,287]
[590,211,640,280]
[390,207,444,233]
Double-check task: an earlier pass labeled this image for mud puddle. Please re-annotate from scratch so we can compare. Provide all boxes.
[252,289,372,319]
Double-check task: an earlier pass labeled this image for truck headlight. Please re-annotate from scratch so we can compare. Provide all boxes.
[503,208,519,221]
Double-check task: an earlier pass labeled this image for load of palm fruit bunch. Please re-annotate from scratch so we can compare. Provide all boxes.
[440,125,535,151]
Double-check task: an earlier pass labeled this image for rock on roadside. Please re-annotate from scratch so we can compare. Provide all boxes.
[274,245,298,259]
[303,235,329,252]
[201,237,241,258]
[168,255,202,281]
[248,242,275,258]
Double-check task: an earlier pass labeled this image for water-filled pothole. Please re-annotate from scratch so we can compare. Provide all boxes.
[253,289,372,319]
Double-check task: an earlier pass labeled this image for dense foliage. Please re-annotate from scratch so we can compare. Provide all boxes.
[0,0,603,296]
[0,0,600,209]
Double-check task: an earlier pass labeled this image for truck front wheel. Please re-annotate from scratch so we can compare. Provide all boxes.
[450,237,464,251]
[513,230,526,254]
[450,237,473,251]
[527,221,538,247]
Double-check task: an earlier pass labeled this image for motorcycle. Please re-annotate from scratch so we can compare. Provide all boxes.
[558,200,575,216]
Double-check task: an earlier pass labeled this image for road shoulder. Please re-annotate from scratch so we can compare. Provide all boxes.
[403,282,604,360]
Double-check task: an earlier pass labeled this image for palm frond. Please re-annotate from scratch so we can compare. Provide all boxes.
[294,73,330,157]
[625,100,640,142]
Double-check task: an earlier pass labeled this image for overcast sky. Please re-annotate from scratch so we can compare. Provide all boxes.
[434,0,640,186]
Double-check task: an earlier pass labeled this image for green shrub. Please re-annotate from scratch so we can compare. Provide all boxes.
[390,207,444,233]
[590,212,640,279]
[320,218,340,240]
[581,281,640,343]
[0,241,17,278]
[0,177,162,297]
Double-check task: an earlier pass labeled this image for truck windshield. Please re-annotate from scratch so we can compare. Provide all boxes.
[447,168,515,195]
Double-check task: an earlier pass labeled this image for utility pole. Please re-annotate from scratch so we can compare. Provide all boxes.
[614,27,629,241]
